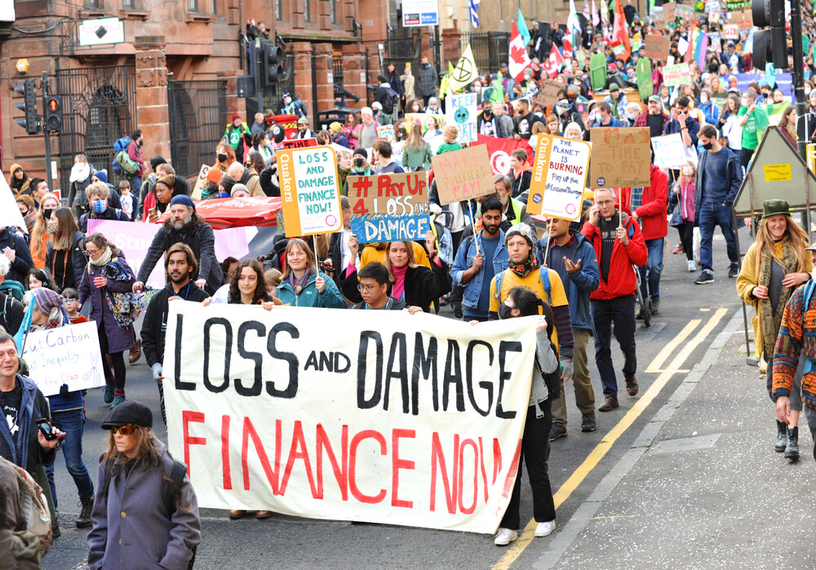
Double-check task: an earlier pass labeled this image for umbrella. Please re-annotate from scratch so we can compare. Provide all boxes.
[157,197,282,230]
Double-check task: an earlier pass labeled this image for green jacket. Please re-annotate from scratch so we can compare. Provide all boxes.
[276,271,346,308]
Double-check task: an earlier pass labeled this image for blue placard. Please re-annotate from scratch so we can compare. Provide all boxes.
[350,214,432,244]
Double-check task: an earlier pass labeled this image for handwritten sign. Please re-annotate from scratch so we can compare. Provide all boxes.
[283,138,318,150]
[347,172,431,243]
[675,4,693,19]
[663,63,691,87]
[527,134,592,221]
[376,124,395,142]
[588,128,651,188]
[534,80,562,109]
[643,35,670,61]
[723,24,739,39]
[651,133,699,169]
[431,145,494,205]
[23,322,105,397]
[405,113,447,134]
[277,145,343,237]
[725,0,750,9]
[446,93,478,144]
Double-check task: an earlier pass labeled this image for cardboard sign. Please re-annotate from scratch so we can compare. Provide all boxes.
[376,124,396,142]
[446,93,478,144]
[588,128,651,188]
[431,145,494,205]
[663,63,691,86]
[675,4,693,19]
[190,164,217,200]
[283,138,318,150]
[643,35,670,61]
[527,134,592,221]
[277,145,343,237]
[534,80,562,109]
[651,133,699,169]
[164,302,538,534]
[347,172,431,244]
[723,24,739,39]
[23,322,106,397]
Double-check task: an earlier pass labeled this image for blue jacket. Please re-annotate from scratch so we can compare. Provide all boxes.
[538,231,599,331]
[276,271,346,308]
[694,145,743,223]
[452,230,509,310]
[0,374,54,473]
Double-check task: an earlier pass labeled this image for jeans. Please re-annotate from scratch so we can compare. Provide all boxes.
[676,222,694,262]
[500,403,556,530]
[46,408,95,510]
[552,328,595,425]
[697,202,738,273]
[740,148,754,171]
[591,295,637,398]
[639,238,664,300]
[131,175,143,200]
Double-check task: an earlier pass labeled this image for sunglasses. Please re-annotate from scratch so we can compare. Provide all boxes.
[110,424,136,435]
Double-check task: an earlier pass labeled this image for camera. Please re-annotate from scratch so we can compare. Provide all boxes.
[353,157,365,168]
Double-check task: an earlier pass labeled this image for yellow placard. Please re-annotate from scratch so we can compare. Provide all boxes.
[807,144,816,174]
[763,163,793,182]
[277,145,343,237]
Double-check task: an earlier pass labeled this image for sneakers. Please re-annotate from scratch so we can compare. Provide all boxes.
[694,270,715,285]
[581,412,597,432]
[103,384,115,404]
[111,395,126,409]
[129,339,142,364]
[494,527,519,546]
[598,396,619,412]
[535,520,556,537]
[728,264,739,278]
[77,496,94,528]
[549,424,567,441]
[650,298,660,315]
[625,376,639,396]
[687,259,697,272]
[672,243,684,254]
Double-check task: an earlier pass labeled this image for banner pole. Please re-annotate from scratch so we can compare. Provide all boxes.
[543,227,552,267]
[470,200,482,256]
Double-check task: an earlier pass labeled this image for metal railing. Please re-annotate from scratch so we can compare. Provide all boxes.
[459,31,511,74]
[167,79,227,178]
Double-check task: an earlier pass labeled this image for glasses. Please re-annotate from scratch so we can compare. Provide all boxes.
[110,424,136,435]
[596,200,615,206]
[86,248,100,256]
[357,284,378,292]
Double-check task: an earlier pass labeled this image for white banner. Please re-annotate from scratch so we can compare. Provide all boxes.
[652,133,698,169]
[164,302,537,534]
[23,322,105,397]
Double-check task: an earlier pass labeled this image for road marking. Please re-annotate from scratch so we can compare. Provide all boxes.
[490,308,727,570]
[644,319,700,373]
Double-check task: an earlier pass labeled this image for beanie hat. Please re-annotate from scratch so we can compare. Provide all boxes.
[505,223,536,248]
[329,122,342,134]
[232,110,241,121]
[230,183,249,197]
[93,170,108,184]
[170,194,196,211]
[150,156,168,171]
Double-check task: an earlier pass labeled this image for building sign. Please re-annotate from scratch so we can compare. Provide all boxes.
[78,18,125,47]
[403,0,439,26]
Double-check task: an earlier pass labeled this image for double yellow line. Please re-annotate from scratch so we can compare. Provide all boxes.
[491,308,728,570]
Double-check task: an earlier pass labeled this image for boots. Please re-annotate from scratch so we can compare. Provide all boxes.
[77,496,94,528]
[775,420,788,452]
[785,426,800,460]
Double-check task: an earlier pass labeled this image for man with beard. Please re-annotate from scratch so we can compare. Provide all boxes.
[452,197,509,322]
[493,174,533,230]
[132,195,223,294]
[478,101,499,137]
[140,243,209,424]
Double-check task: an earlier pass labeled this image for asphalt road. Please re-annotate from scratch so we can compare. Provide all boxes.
[43,229,745,570]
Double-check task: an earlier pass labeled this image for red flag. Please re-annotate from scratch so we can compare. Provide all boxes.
[612,0,631,62]
[476,135,533,176]
[508,21,533,82]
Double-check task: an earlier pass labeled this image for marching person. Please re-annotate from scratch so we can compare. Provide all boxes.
[275,239,346,308]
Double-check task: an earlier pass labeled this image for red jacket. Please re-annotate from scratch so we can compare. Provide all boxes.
[581,211,648,300]
[617,164,668,241]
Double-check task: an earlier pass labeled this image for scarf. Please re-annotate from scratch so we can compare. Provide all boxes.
[509,249,539,278]
[70,162,90,184]
[90,246,113,267]
[758,241,800,357]
[391,265,408,301]
[287,269,313,295]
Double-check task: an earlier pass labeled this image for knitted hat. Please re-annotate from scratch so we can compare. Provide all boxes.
[150,156,168,171]
[16,195,35,211]
[329,122,342,134]
[230,183,249,197]
[31,287,64,317]
[93,170,108,184]
[762,199,790,219]
[232,110,241,121]
[505,223,536,248]
[170,194,196,211]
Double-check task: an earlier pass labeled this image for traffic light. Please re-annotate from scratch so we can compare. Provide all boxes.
[44,95,63,132]
[12,79,39,135]
[752,0,788,69]
[260,40,284,87]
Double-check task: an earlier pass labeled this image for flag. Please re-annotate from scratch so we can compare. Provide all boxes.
[612,0,631,61]
[600,0,608,25]
[518,8,531,46]
[508,21,533,81]
[543,44,564,79]
[563,37,574,63]
[592,0,600,27]
[476,135,533,176]
[689,27,708,69]
[583,0,591,22]
[449,45,477,92]
[470,0,481,28]
[567,0,582,48]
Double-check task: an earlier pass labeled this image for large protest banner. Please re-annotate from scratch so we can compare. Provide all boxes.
[347,172,432,243]
[643,35,670,61]
[588,128,651,188]
[163,302,537,533]
[446,93,478,144]
[432,145,494,205]
[278,145,343,237]
[527,134,591,220]
[23,322,105,397]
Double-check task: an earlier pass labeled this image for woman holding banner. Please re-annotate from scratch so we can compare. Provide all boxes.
[275,239,345,309]
[493,286,560,546]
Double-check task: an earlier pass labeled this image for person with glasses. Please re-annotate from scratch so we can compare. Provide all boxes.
[78,233,136,409]
[87,400,200,570]
[349,262,421,312]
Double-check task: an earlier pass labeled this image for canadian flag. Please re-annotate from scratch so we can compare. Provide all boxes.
[508,21,532,82]
[543,44,563,79]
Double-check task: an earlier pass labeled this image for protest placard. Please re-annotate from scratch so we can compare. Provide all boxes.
[705,0,720,12]
[643,35,670,61]
[726,0,750,9]
[23,322,105,397]
[347,172,432,243]
[376,124,396,142]
[662,3,676,20]
[431,145,494,205]
[164,302,537,533]
[533,80,561,109]
[405,113,446,133]
[0,178,27,232]
[723,24,739,39]
[663,63,690,87]
[675,4,693,19]
[527,134,592,221]
[588,128,651,188]
[446,93,478,144]
[191,164,217,200]
[651,133,699,169]
[283,138,318,150]
[277,145,343,237]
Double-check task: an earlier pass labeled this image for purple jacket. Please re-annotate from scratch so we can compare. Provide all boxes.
[78,251,136,354]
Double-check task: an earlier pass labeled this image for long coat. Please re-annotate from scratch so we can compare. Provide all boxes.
[78,251,136,354]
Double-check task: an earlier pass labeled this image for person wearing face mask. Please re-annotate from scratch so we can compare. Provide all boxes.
[15,195,36,233]
[28,192,60,269]
[737,89,768,170]
[478,102,499,137]
[79,183,129,233]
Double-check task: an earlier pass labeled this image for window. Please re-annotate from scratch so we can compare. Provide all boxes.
[122,0,134,8]
[84,0,100,7]
[276,0,282,21]
[188,0,198,11]
[331,0,337,25]
[212,0,217,14]
[304,0,310,22]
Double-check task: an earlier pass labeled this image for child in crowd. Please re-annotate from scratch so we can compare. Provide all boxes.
[119,180,135,220]
[62,287,87,324]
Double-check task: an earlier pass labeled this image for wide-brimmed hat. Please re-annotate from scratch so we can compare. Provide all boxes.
[762,199,790,219]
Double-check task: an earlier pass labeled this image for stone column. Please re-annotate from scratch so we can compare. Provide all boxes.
[341,42,368,106]
[134,36,171,165]
[293,42,313,119]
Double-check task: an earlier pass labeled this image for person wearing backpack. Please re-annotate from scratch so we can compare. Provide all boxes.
[87,400,201,570]
[0,256,25,336]
[374,75,399,120]
[125,130,147,199]
[79,183,130,233]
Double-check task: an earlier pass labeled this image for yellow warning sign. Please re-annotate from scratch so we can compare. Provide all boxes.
[763,163,792,182]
